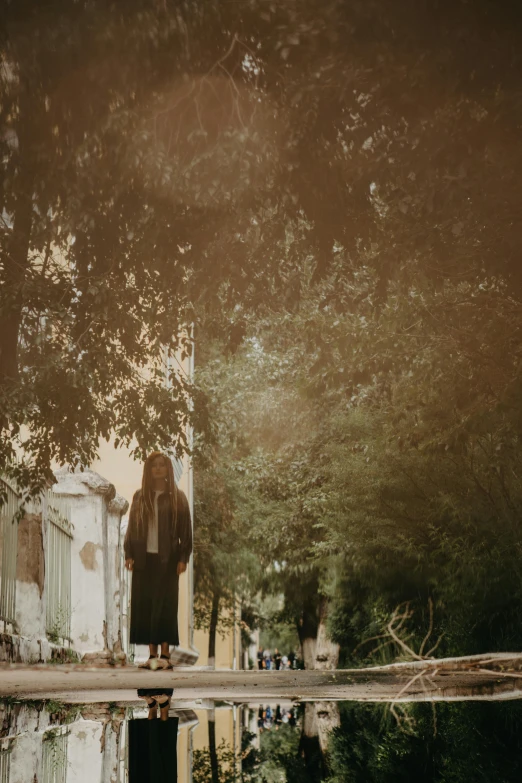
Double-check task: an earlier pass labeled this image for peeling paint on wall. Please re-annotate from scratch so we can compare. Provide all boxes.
[79,541,102,571]
[16,514,44,595]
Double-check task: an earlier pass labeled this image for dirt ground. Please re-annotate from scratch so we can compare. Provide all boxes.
[2,653,522,703]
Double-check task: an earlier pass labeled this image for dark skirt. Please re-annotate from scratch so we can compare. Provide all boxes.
[130,553,179,645]
[128,717,178,782]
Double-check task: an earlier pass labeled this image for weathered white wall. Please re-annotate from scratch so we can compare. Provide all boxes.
[1,470,128,663]
[67,720,105,783]
[6,716,106,783]
[9,731,40,783]
[71,492,106,653]
[107,497,127,657]
[2,702,207,783]
[0,701,52,738]
[15,582,43,641]
[13,497,47,662]
[53,468,129,659]
[4,702,51,783]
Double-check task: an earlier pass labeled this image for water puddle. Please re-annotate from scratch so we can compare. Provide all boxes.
[2,690,522,780]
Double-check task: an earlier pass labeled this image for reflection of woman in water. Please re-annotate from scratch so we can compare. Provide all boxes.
[138,688,174,720]
[124,452,193,669]
[129,689,178,782]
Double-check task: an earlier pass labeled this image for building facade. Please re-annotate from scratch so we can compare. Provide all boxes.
[0,468,128,664]
[0,345,242,667]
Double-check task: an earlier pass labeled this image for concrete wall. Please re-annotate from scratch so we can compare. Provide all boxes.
[15,506,45,638]
[11,497,48,662]
[52,468,129,660]
[0,470,128,664]
[67,721,105,783]
[1,701,247,783]
[4,712,115,783]
[0,495,61,663]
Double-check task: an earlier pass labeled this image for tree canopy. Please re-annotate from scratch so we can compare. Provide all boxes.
[3,0,522,496]
[3,0,522,667]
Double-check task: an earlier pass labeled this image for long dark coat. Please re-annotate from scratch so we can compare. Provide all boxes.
[124,488,192,645]
[124,488,193,569]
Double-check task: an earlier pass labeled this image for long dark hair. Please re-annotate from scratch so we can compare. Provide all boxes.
[138,451,179,534]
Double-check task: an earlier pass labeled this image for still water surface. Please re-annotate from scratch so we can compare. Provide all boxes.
[1,694,522,781]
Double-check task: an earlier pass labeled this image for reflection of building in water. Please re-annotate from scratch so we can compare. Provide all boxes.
[1,702,117,783]
[0,698,248,782]
[0,699,201,782]
[0,699,302,782]
[191,703,243,779]
[120,700,243,782]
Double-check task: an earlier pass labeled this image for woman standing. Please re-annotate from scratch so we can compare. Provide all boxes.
[124,451,192,669]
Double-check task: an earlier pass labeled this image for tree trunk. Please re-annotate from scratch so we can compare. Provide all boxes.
[208,589,220,669]
[208,712,220,783]
[297,593,320,670]
[314,702,341,755]
[299,703,328,778]
[314,597,340,670]
[301,637,317,670]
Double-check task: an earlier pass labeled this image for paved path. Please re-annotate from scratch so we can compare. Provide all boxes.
[1,656,522,703]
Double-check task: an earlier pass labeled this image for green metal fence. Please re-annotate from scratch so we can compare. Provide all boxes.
[45,492,72,643]
[42,728,68,783]
[0,476,21,627]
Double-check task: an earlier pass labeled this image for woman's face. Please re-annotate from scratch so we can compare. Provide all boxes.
[151,456,168,482]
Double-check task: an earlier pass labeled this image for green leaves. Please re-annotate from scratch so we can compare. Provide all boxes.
[195,242,522,662]
[0,2,283,490]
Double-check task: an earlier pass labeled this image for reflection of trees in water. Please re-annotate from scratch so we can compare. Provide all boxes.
[237,701,522,782]
[328,701,522,783]
[246,704,330,782]
[192,712,268,783]
[192,738,238,783]
[255,719,315,782]
[193,705,317,782]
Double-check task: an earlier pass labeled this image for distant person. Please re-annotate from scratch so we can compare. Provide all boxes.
[281,654,289,670]
[264,650,272,670]
[124,451,192,670]
[274,648,282,670]
[288,650,296,669]
[257,647,265,670]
